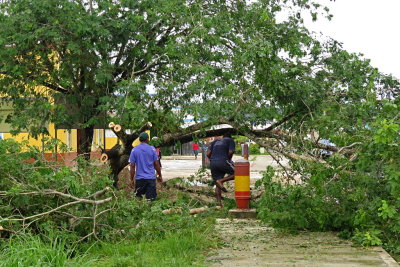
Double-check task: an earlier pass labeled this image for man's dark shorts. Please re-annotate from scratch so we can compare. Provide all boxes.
[193,150,198,156]
[135,179,157,201]
[210,160,234,180]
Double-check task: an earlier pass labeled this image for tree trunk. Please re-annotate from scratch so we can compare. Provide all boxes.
[77,126,94,161]
[101,122,152,187]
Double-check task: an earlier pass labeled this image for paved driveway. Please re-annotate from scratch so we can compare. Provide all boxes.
[161,155,284,180]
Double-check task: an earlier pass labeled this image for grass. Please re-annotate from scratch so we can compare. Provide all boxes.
[0,234,92,267]
[0,215,219,267]
[86,228,217,267]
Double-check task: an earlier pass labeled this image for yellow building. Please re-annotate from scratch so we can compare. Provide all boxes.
[0,99,143,165]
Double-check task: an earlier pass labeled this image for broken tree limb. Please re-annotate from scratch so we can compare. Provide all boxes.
[159,127,237,147]
[114,124,122,132]
[103,121,153,187]
[189,207,208,215]
[111,123,128,144]
[100,153,108,163]
[243,131,327,164]
[102,118,358,187]
[89,187,112,199]
[162,207,183,215]
[165,181,215,197]
[161,207,208,215]
[1,188,114,239]
[2,197,112,223]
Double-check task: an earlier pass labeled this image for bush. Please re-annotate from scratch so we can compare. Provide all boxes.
[235,143,260,155]
[250,143,260,154]
[255,117,400,254]
[161,146,174,156]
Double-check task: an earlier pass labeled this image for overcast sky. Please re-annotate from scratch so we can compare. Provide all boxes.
[304,0,400,79]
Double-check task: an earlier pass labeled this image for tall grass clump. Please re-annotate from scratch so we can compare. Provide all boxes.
[0,233,92,267]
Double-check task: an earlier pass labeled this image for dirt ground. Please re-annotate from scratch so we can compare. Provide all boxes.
[207,219,399,267]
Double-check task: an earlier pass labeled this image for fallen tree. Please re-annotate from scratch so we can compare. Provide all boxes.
[101,113,364,187]
[0,188,113,242]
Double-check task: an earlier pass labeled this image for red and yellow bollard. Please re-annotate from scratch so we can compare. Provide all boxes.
[234,159,250,209]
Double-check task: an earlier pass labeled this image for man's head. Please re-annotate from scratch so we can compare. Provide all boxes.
[223,132,232,138]
[139,132,149,142]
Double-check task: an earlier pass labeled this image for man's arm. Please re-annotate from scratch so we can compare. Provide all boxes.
[228,150,234,160]
[207,142,213,159]
[228,139,235,160]
[130,163,136,188]
[207,149,212,159]
[154,160,162,183]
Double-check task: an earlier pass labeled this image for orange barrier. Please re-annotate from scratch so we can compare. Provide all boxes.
[234,159,250,209]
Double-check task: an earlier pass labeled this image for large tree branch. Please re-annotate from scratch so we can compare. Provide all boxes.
[113,20,164,79]
[159,127,237,147]
[131,55,164,76]
[243,131,326,164]
[114,41,129,69]
[264,110,303,132]
[0,71,68,94]
[41,81,68,94]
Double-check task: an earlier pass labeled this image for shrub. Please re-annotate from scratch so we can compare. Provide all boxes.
[255,117,400,254]
[250,143,260,154]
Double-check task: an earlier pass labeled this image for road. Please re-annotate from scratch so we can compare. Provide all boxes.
[161,154,285,180]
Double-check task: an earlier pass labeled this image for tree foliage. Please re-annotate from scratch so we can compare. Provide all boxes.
[0,0,254,154]
[2,0,400,256]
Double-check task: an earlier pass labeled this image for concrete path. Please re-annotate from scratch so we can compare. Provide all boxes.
[207,219,399,267]
[161,156,203,180]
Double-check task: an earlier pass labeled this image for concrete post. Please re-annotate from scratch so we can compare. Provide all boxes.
[241,143,249,160]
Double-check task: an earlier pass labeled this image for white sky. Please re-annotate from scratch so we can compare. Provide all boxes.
[304,0,400,79]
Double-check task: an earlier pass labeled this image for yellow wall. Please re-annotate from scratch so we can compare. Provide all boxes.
[2,123,75,152]
[1,126,147,152]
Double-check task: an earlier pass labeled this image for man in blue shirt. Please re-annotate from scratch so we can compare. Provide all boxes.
[207,132,235,207]
[129,132,162,201]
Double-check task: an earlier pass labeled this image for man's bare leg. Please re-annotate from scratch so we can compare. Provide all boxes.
[215,174,234,192]
[215,186,222,206]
